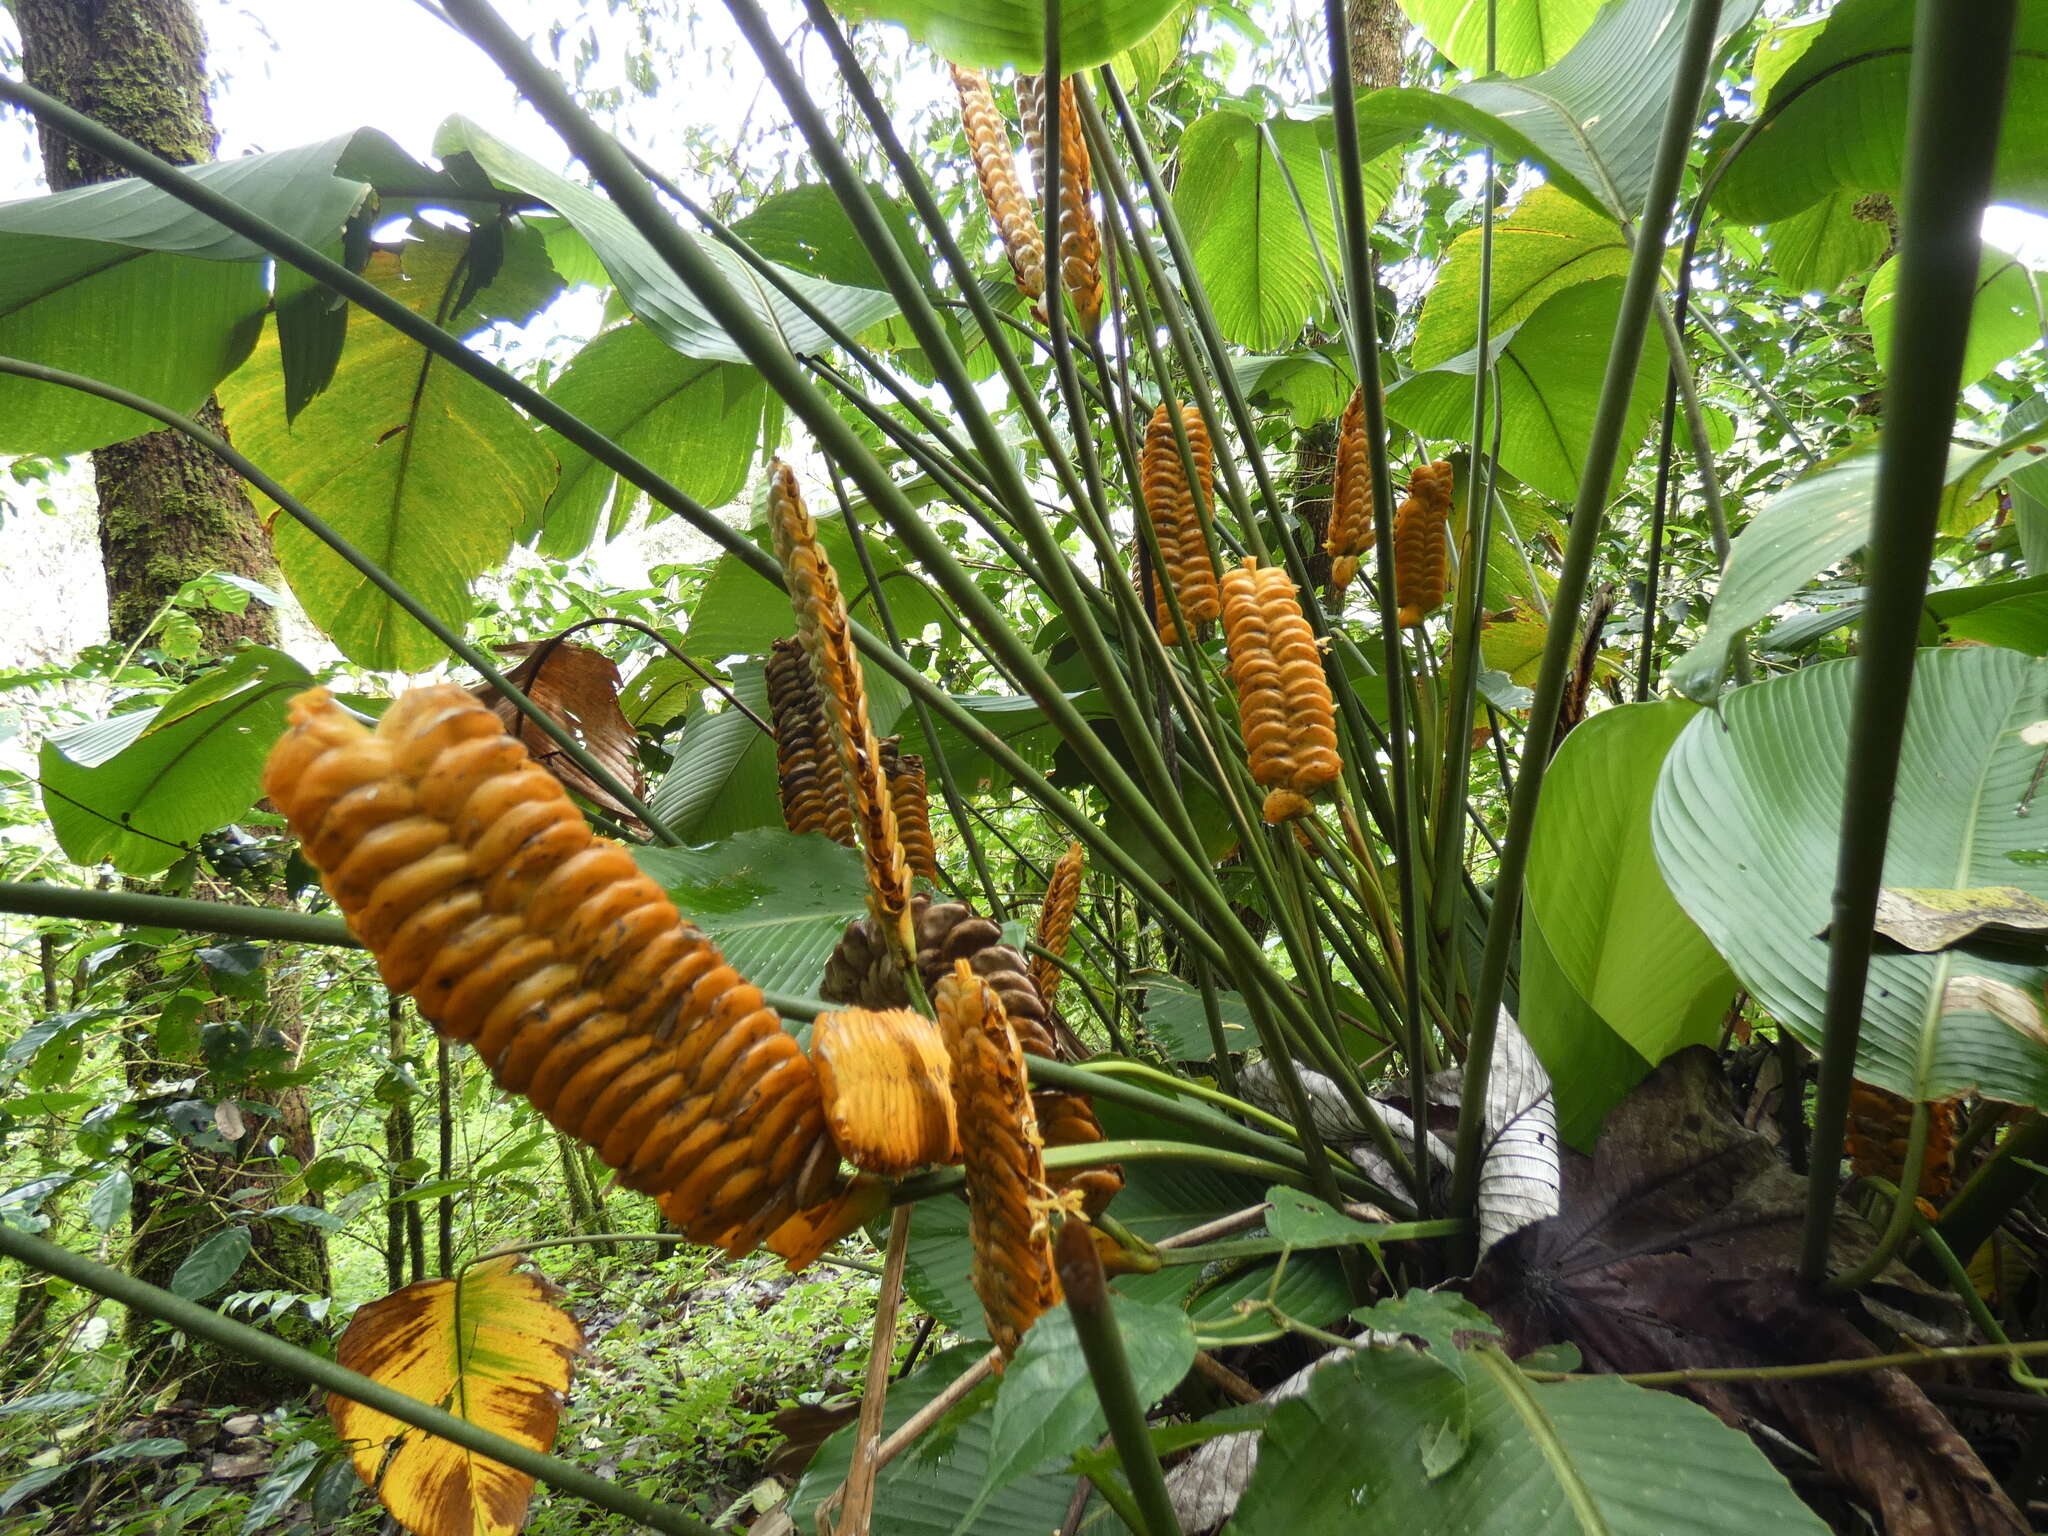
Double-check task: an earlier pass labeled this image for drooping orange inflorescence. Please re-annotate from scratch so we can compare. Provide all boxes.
[937,959,1063,1360]
[1028,841,1084,1012]
[1221,559,1344,823]
[950,65,1045,307]
[1325,388,1373,597]
[766,636,854,848]
[263,686,873,1266]
[810,1007,959,1177]
[768,461,916,962]
[1847,1082,1963,1209]
[880,737,939,885]
[1393,459,1455,627]
[1140,403,1222,642]
[1017,74,1103,335]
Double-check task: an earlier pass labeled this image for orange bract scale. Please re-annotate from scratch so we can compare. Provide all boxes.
[1016,73,1102,335]
[811,1007,960,1176]
[1846,1081,1963,1207]
[951,64,1045,305]
[264,685,857,1267]
[881,738,939,885]
[1325,387,1373,597]
[1221,559,1343,823]
[767,636,856,847]
[1393,459,1455,627]
[1140,403,1222,642]
[1028,841,1084,1012]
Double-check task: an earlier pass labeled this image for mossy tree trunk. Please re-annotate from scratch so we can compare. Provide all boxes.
[18,0,328,1406]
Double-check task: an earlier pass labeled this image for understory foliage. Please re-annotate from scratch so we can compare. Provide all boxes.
[1,0,2048,1533]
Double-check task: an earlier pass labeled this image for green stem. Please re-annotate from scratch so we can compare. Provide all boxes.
[889,1140,1354,1206]
[0,1224,715,1536]
[1824,1101,1928,1293]
[1798,0,2021,1286]
[1450,0,1729,1264]
[1928,1112,2048,1282]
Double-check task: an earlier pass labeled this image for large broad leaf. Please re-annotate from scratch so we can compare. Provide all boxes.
[1714,0,2048,224]
[1231,349,1355,426]
[1520,908,1648,1150]
[1523,702,1733,1145]
[827,0,1186,71]
[1387,278,1667,503]
[1410,186,1627,371]
[1654,648,2048,1105]
[1174,108,1389,350]
[433,117,898,363]
[40,647,314,877]
[643,662,783,839]
[1232,1340,1826,1535]
[1135,970,1253,1062]
[330,1257,581,1536]
[634,828,868,1003]
[0,132,397,454]
[1397,0,1603,78]
[1866,246,2044,388]
[1765,189,1892,294]
[534,321,765,557]
[788,1343,1076,1536]
[219,223,558,670]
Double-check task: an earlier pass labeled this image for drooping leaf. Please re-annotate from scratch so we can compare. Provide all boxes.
[633,828,869,1003]
[1396,0,1603,77]
[1524,701,1734,1141]
[476,639,645,825]
[1411,186,1627,370]
[218,224,557,670]
[330,1256,581,1536]
[534,321,765,557]
[39,647,315,877]
[1519,903,1650,1150]
[1764,189,1892,294]
[1654,648,2048,1104]
[169,1226,252,1300]
[1714,0,2048,224]
[1865,246,2043,387]
[1870,885,2048,953]
[826,0,1188,71]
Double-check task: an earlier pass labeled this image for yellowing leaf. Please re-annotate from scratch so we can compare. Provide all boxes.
[330,1257,582,1536]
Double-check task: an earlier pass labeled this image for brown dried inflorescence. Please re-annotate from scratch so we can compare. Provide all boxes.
[811,1007,959,1177]
[1325,388,1374,597]
[1221,559,1343,823]
[263,686,870,1266]
[1393,459,1455,627]
[951,65,1045,307]
[1140,403,1222,642]
[1029,841,1084,1013]
[937,959,1063,1359]
[766,636,854,847]
[1847,1082,1962,1209]
[880,737,939,884]
[1017,73,1103,335]
[768,461,915,961]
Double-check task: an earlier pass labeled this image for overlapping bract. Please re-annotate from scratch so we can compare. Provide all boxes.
[1847,1082,1962,1207]
[768,460,915,961]
[937,960,1062,1360]
[1140,402,1222,642]
[1029,841,1085,1013]
[1017,73,1103,335]
[1325,387,1374,597]
[263,686,860,1264]
[880,736,938,884]
[766,635,854,847]
[1221,559,1343,823]
[812,1007,959,1177]
[951,65,1045,308]
[1393,459,1455,627]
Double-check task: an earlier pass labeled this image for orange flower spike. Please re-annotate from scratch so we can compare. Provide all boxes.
[1028,841,1085,1010]
[951,65,1045,305]
[1139,402,1221,641]
[1221,560,1343,823]
[1393,459,1455,627]
[766,636,854,847]
[880,737,939,884]
[1325,388,1373,596]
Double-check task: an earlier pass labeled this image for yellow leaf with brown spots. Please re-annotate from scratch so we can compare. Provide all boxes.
[329,1257,582,1536]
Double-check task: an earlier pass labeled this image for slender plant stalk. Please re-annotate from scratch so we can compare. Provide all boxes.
[1635,380,1682,700]
[1927,1112,2048,1282]
[1450,0,1730,1262]
[1798,0,2020,1285]
[0,1225,716,1536]
[837,1207,912,1536]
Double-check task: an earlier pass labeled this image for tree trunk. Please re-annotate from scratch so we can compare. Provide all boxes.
[1346,0,1407,91]
[18,0,325,1406]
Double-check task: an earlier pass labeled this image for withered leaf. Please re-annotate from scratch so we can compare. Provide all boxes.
[1864,884,2048,952]
[477,638,645,827]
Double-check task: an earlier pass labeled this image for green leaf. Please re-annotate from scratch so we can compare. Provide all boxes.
[218,224,557,670]
[977,1298,1194,1505]
[1520,903,1650,1150]
[1231,350,1355,427]
[643,663,784,841]
[40,647,315,876]
[1348,1289,1502,1382]
[633,828,869,1003]
[790,1343,1076,1536]
[534,322,765,557]
[1134,970,1252,1062]
[1265,1185,1384,1247]
[1187,1251,1350,1345]
[1866,247,2044,388]
[88,1169,132,1234]
[1715,0,2048,224]
[1411,187,1628,371]
[169,1226,252,1300]
[1764,190,1891,294]
[1524,702,1733,1141]
[1387,278,1667,504]
[1232,1345,1827,1534]
[826,0,1188,71]
[1654,647,2048,1104]
[1398,0,1603,76]
[435,116,899,362]
[1176,109,1388,351]
[1944,593,2048,654]
[0,132,393,455]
